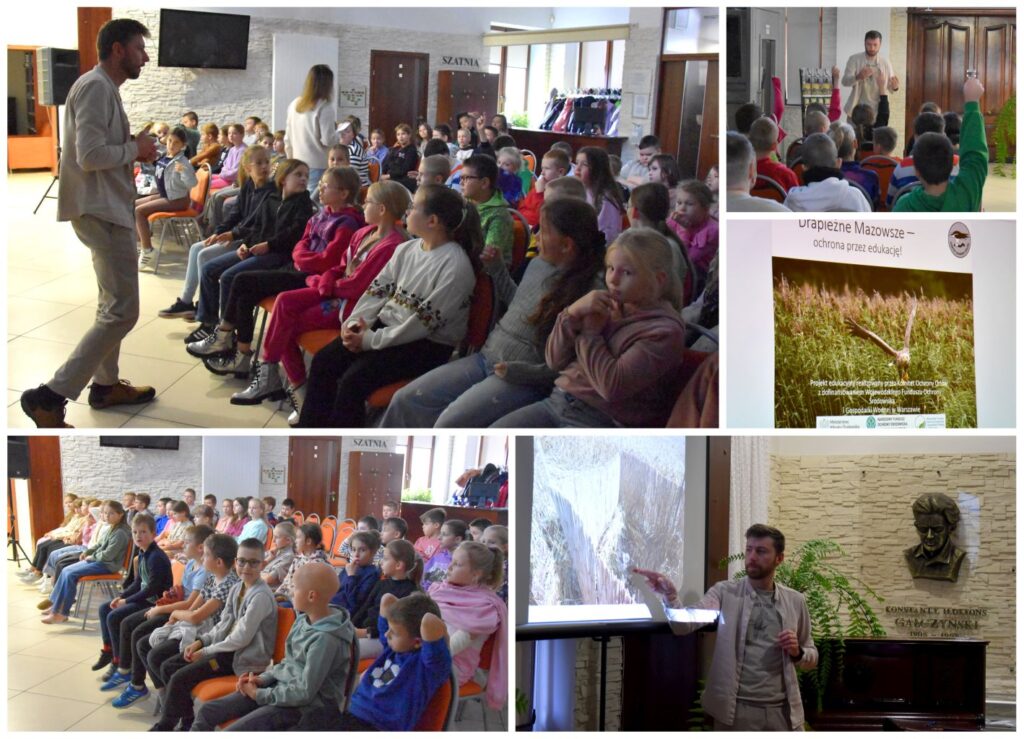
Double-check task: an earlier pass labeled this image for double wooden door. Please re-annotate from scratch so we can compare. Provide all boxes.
[369,50,429,142]
[907,10,1016,160]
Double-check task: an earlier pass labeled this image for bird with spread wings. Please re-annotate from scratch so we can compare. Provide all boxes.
[844,298,918,383]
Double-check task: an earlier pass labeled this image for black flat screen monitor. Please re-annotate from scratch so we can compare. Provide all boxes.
[99,437,180,451]
[158,9,250,70]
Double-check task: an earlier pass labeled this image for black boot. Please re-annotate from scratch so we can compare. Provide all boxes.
[91,650,113,671]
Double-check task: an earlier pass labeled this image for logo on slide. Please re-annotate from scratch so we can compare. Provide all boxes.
[948,223,971,258]
[866,416,877,429]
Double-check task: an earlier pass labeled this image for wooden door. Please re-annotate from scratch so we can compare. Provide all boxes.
[655,54,717,180]
[369,50,429,141]
[24,437,64,542]
[346,452,405,523]
[907,10,1016,160]
[7,46,57,173]
[287,437,340,519]
[437,71,499,132]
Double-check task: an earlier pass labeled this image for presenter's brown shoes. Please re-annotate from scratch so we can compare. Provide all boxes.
[88,380,156,409]
[20,385,73,428]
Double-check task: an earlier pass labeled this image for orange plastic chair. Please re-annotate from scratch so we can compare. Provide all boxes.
[291,511,304,525]
[752,175,788,203]
[75,544,133,630]
[507,208,531,275]
[305,513,321,525]
[192,606,297,704]
[414,668,459,730]
[320,523,337,555]
[521,149,537,175]
[790,158,806,185]
[860,155,900,211]
[171,559,187,588]
[147,165,212,274]
[456,632,499,726]
[368,159,380,183]
[329,522,357,567]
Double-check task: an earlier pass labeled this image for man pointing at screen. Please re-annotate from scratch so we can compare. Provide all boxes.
[635,524,817,731]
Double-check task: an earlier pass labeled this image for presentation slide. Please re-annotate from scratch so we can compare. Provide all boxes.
[727,219,1015,429]
[527,436,688,626]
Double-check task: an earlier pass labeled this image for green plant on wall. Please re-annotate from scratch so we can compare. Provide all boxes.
[401,487,432,502]
[510,112,530,128]
[993,93,1016,177]
[722,538,886,714]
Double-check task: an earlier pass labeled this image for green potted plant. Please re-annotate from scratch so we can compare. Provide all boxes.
[993,93,1015,177]
[515,689,535,731]
[723,538,886,714]
[401,487,432,502]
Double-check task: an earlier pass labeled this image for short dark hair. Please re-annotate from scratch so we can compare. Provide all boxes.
[281,498,295,508]
[872,126,898,154]
[136,493,151,506]
[170,501,190,515]
[192,504,214,520]
[745,524,785,554]
[734,103,763,135]
[383,500,400,511]
[383,516,408,537]
[97,18,151,61]
[865,30,882,42]
[206,533,239,567]
[638,134,661,150]
[204,493,217,503]
[483,125,498,136]
[434,123,452,140]
[159,497,173,505]
[350,530,382,552]
[189,524,215,546]
[942,112,961,146]
[442,519,468,540]
[914,111,945,137]
[359,515,380,531]
[182,112,198,125]
[420,508,447,526]
[423,138,450,158]
[132,513,156,533]
[238,537,265,556]
[912,132,955,184]
[299,523,323,548]
[388,592,442,639]
[911,493,961,527]
[493,134,517,151]
[463,154,498,191]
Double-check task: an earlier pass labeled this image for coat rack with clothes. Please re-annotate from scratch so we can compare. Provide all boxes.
[537,88,623,136]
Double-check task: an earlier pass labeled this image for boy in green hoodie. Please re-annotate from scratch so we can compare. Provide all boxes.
[894,76,987,212]
[191,561,354,731]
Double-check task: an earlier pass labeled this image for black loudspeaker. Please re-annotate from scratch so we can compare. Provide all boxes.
[37,47,80,106]
[8,437,31,479]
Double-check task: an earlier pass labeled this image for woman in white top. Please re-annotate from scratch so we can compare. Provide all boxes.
[284,64,338,196]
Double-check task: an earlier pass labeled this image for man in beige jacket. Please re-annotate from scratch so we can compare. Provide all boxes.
[636,524,817,731]
[841,30,899,116]
[21,19,159,427]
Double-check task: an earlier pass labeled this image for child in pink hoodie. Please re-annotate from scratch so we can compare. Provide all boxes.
[668,181,718,275]
[493,227,687,428]
[428,542,507,711]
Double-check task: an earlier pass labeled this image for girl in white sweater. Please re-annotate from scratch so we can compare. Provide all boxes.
[298,184,482,427]
[284,64,338,197]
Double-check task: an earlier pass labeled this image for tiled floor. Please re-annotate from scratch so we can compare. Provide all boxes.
[6,560,506,731]
[7,172,292,429]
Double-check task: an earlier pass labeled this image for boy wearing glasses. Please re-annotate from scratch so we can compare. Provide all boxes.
[460,155,514,266]
[149,538,277,732]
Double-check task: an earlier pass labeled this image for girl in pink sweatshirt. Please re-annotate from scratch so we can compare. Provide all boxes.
[428,542,507,711]
[668,181,718,275]
[493,227,687,428]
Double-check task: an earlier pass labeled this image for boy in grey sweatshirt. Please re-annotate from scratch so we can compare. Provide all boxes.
[191,562,353,731]
[150,538,277,731]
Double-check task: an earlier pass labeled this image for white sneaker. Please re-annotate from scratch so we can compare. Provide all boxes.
[22,572,42,584]
[138,248,156,272]
[39,576,53,594]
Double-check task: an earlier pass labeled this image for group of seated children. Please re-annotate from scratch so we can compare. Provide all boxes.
[23,492,509,730]
[727,75,987,213]
[139,102,718,427]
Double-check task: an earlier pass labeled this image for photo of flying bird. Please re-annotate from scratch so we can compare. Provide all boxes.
[844,298,917,382]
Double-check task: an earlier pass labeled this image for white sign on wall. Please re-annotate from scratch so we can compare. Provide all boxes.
[338,85,366,108]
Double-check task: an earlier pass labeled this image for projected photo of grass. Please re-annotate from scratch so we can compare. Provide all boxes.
[773,257,976,428]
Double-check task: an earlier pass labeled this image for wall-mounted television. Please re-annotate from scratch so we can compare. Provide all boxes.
[99,437,180,451]
[158,9,250,70]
